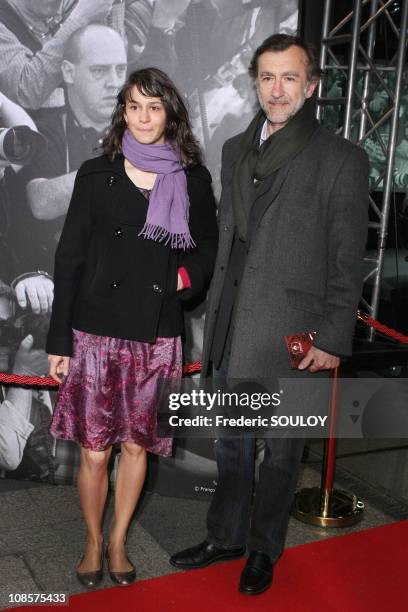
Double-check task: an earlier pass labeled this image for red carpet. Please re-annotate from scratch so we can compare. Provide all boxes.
[12,520,408,612]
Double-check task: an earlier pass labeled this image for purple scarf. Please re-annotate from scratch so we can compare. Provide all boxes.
[121,129,195,249]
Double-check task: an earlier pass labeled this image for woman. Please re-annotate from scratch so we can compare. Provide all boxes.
[46,67,218,587]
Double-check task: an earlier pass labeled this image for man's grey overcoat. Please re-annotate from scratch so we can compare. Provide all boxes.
[201,125,369,380]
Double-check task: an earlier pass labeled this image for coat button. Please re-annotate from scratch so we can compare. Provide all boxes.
[110,281,120,289]
[152,284,163,294]
[220,265,225,271]
[114,227,123,238]
[107,175,117,186]
[223,225,230,232]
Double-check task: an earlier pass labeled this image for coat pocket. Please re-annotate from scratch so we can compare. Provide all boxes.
[285,287,325,316]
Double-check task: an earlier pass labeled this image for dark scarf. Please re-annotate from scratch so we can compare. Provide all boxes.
[232,98,319,240]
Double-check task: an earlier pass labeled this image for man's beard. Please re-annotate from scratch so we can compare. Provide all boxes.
[258,85,308,128]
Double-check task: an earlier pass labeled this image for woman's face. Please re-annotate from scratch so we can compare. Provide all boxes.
[123,85,167,145]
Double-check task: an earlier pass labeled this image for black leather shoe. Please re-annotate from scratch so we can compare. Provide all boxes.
[76,542,104,588]
[105,543,136,586]
[169,540,246,569]
[239,551,273,595]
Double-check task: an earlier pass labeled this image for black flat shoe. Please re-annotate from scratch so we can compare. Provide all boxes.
[76,542,104,588]
[239,551,273,595]
[105,543,136,586]
[169,540,246,569]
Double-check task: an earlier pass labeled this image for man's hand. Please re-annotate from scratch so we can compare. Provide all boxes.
[48,354,70,383]
[298,346,340,372]
[15,276,53,314]
[13,335,49,376]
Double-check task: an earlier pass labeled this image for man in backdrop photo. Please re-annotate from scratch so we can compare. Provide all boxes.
[170,33,369,596]
[4,23,127,286]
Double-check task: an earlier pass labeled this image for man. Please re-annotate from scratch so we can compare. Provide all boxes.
[3,24,127,307]
[0,280,79,484]
[25,23,127,223]
[0,333,48,476]
[0,91,56,323]
[0,0,115,111]
[170,34,369,595]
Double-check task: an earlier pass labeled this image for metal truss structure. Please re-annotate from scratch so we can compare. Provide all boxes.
[316,0,408,340]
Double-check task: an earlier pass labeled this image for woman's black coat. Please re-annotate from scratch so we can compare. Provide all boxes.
[46,154,218,356]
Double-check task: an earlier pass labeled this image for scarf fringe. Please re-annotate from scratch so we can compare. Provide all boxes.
[138,223,196,250]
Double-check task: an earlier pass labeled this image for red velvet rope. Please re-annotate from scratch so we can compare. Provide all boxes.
[356,310,408,344]
[0,361,203,388]
[1,312,408,388]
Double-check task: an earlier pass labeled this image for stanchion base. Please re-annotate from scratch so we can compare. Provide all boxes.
[293,486,364,527]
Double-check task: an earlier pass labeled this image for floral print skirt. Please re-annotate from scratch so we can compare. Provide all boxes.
[49,329,182,457]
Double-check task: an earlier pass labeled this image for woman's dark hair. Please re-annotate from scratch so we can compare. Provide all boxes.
[248,34,322,82]
[103,68,202,168]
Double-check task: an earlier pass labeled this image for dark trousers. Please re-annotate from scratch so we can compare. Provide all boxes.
[206,327,305,561]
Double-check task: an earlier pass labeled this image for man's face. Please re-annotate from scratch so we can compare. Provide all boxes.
[255,46,317,132]
[124,86,167,145]
[64,30,127,126]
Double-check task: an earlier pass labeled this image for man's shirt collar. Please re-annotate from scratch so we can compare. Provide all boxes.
[260,119,269,146]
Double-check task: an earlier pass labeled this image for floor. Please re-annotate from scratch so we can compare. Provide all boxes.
[1,438,407,609]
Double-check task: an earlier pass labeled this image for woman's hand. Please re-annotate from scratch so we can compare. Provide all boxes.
[48,355,70,383]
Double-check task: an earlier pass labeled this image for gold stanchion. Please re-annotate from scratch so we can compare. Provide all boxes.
[293,367,365,527]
